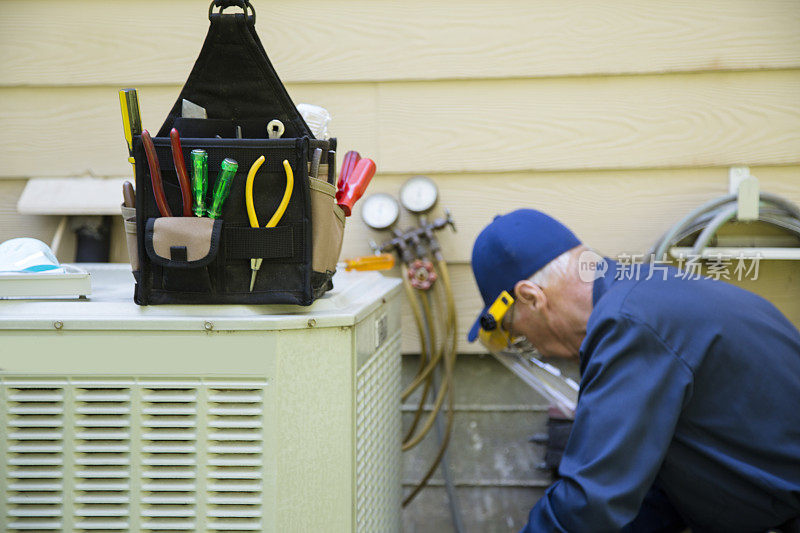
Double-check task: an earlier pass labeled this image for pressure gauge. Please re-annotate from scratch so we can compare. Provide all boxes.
[360,193,400,230]
[400,175,438,214]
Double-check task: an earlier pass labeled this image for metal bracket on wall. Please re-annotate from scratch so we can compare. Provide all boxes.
[729,166,759,222]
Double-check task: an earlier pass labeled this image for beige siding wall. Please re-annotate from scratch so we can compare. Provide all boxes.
[0,0,798,355]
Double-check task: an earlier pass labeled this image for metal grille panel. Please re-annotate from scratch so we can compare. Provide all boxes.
[1,379,267,533]
[355,331,402,532]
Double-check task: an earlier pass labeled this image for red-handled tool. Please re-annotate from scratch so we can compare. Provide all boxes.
[337,150,361,202]
[141,129,172,217]
[337,158,376,216]
[170,128,193,216]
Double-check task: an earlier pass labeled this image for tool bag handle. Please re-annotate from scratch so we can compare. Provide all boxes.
[157,1,312,139]
[208,0,255,22]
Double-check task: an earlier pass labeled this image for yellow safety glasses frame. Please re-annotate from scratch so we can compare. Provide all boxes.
[477,290,518,353]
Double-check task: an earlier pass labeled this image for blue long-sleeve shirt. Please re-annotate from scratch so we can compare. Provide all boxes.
[523,261,800,532]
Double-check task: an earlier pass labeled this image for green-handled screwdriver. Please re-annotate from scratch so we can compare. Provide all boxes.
[207,158,238,219]
[191,149,208,217]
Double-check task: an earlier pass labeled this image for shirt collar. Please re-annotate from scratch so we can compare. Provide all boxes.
[580,258,618,375]
[592,258,618,307]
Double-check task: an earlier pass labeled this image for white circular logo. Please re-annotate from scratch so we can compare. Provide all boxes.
[578,250,607,282]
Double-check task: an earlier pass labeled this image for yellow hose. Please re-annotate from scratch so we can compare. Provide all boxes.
[402,289,451,451]
[402,264,435,441]
[402,258,458,506]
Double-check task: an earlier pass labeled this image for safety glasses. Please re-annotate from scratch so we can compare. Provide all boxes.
[477,291,518,353]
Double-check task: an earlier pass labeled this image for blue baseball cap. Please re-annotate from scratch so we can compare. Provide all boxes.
[467,209,581,342]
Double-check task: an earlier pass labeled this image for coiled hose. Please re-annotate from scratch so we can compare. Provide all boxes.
[649,192,800,259]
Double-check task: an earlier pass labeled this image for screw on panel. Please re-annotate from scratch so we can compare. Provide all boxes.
[53,321,63,330]
[204,321,214,331]
[307,318,317,328]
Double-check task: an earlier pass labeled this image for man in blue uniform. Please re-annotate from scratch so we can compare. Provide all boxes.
[467,209,800,532]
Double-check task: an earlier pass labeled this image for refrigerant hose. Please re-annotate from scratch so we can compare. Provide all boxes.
[402,258,458,506]
[401,275,452,452]
[401,264,436,441]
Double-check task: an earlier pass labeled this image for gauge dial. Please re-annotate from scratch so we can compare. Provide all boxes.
[400,175,438,214]
[360,193,400,230]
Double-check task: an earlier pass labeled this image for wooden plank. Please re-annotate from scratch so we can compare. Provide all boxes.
[2,71,799,178]
[0,180,77,263]
[18,178,130,215]
[1,0,799,86]
[377,70,800,173]
[341,166,800,262]
[4,166,799,265]
[0,84,379,179]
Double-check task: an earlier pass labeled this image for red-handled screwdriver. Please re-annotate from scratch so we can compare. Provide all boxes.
[337,150,361,202]
[170,128,193,216]
[141,129,172,217]
[337,158,376,216]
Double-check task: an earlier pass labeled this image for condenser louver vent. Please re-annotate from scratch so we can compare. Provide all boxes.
[205,384,265,532]
[140,384,198,531]
[5,382,67,531]
[74,383,133,531]
[2,379,267,532]
[356,333,402,531]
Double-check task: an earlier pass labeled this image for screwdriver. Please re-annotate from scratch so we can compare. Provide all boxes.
[327,150,337,186]
[341,253,395,271]
[170,129,193,216]
[118,88,141,171]
[207,158,238,219]
[337,150,361,202]
[141,129,172,217]
[337,158,376,216]
[190,149,208,217]
[122,181,136,208]
[310,148,323,180]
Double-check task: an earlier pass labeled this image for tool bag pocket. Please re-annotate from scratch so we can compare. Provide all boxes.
[120,204,139,274]
[133,136,316,305]
[310,177,345,297]
[144,217,221,294]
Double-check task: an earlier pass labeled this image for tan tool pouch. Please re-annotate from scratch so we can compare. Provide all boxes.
[121,204,139,272]
[310,177,345,276]
[144,217,222,293]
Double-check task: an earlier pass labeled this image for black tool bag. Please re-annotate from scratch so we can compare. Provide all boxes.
[130,0,343,305]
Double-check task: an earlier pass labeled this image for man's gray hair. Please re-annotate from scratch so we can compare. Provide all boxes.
[528,249,573,288]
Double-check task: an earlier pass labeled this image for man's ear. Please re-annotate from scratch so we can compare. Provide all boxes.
[514,280,547,311]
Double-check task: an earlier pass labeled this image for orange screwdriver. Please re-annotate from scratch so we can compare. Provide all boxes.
[341,253,395,271]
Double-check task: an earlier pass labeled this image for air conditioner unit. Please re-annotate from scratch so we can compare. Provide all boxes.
[0,265,402,533]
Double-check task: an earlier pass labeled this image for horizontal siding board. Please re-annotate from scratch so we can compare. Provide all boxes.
[377,70,800,173]
[7,165,791,264]
[1,0,799,86]
[342,166,800,262]
[2,71,799,179]
[6,166,795,261]
[0,84,380,179]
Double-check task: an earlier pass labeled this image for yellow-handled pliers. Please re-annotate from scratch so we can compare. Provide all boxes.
[245,156,294,291]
